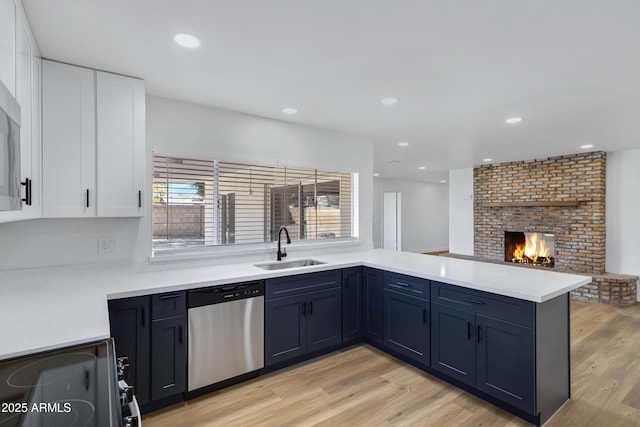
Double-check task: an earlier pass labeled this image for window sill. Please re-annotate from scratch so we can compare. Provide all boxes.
[149,238,363,264]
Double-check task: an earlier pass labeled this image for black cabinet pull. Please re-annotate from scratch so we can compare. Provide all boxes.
[179,325,183,345]
[463,298,485,305]
[141,307,145,328]
[21,178,32,206]
[309,301,313,315]
[138,190,142,208]
[477,325,481,343]
[344,276,349,288]
[467,322,472,340]
[159,293,181,300]
[86,189,90,208]
[302,302,306,316]
[396,282,410,287]
[422,309,427,324]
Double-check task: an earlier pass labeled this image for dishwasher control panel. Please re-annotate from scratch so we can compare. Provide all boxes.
[188,281,264,308]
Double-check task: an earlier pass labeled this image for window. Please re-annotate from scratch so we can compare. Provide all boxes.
[152,154,357,253]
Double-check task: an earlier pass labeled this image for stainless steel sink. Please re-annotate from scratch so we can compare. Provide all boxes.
[254,259,327,270]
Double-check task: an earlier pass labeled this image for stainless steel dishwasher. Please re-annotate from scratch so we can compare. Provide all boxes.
[187,280,264,397]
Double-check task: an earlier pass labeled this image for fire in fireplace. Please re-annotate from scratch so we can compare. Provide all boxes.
[505,231,555,267]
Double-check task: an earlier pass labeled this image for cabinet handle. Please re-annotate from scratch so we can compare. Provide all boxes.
[21,178,32,206]
[344,276,349,288]
[467,322,472,340]
[309,301,313,315]
[179,325,183,345]
[141,307,145,328]
[302,302,306,316]
[477,325,481,343]
[423,309,427,324]
[138,190,142,208]
[463,298,485,305]
[86,189,90,208]
[159,293,181,300]
[396,282,410,287]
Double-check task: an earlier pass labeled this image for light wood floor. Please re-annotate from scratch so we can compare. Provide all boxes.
[144,301,640,426]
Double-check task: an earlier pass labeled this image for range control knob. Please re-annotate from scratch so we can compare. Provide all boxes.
[117,357,130,381]
[123,415,139,427]
[120,385,134,407]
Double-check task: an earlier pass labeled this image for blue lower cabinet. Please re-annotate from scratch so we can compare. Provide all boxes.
[108,296,151,405]
[363,268,383,344]
[431,302,476,386]
[476,315,534,413]
[265,294,308,366]
[307,287,342,352]
[265,285,342,367]
[342,267,363,342]
[383,289,430,366]
[151,315,186,401]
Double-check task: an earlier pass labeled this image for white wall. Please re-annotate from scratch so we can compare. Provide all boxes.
[0,95,373,270]
[372,178,449,253]
[606,149,640,300]
[448,168,474,255]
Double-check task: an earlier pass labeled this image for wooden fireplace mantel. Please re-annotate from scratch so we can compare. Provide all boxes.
[475,200,581,208]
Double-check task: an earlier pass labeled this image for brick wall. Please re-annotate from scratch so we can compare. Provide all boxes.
[474,152,606,274]
[153,204,204,239]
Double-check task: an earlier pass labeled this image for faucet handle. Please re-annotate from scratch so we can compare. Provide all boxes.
[282,248,287,258]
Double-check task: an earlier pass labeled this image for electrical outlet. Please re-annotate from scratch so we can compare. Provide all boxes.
[98,237,118,254]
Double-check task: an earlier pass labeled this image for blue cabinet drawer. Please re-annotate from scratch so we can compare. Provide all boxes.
[266,270,341,300]
[383,272,430,300]
[151,291,186,320]
[431,281,534,328]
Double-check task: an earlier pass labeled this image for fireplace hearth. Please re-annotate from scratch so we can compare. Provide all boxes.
[505,231,555,267]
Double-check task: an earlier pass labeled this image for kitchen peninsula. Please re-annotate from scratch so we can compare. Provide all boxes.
[0,249,590,425]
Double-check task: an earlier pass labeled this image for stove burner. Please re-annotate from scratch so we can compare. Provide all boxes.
[6,352,96,388]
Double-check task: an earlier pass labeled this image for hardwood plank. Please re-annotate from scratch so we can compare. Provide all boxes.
[144,301,640,426]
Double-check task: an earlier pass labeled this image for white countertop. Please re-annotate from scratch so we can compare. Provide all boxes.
[0,249,591,361]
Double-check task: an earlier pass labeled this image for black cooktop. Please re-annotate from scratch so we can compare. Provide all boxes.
[0,340,122,427]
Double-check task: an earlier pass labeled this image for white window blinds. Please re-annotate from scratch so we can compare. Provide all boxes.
[153,155,355,252]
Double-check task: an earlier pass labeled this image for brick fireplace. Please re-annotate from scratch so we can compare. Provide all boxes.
[472,151,636,306]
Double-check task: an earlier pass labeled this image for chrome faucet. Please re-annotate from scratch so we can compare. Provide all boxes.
[277,226,291,261]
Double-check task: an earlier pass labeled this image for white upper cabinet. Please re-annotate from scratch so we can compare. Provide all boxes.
[0,0,42,223]
[0,0,16,96]
[96,71,145,217]
[41,61,145,218]
[42,60,96,217]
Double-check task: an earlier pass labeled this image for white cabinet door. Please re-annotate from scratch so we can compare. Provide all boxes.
[96,71,145,217]
[14,13,40,219]
[0,0,16,96]
[42,60,96,217]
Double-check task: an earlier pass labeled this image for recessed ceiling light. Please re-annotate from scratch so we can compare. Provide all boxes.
[440,180,447,183]
[505,117,522,124]
[580,144,594,149]
[398,141,409,147]
[282,107,298,115]
[373,173,380,177]
[381,97,398,105]
[483,158,493,162]
[418,166,427,170]
[174,33,201,49]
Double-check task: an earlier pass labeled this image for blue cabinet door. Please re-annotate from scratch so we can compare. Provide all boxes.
[151,315,186,401]
[431,302,476,386]
[307,287,342,352]
[342,267,363,342]
[265,293,307,366]
[383,289,430,366]
[108,296,151,405]
[363,268,383,344]
[476,315,535,413]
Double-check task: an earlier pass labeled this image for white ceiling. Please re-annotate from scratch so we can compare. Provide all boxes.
[23,0,640,182]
